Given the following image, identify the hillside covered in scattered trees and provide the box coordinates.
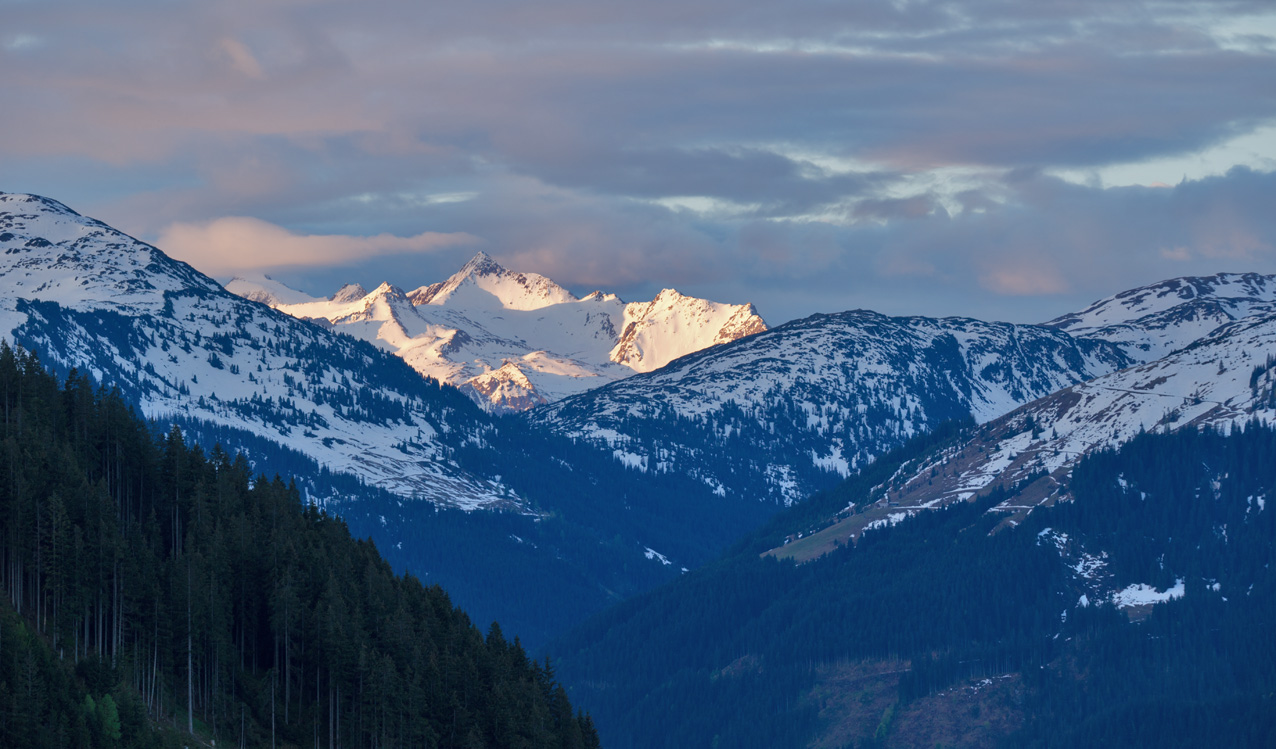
[0,343,599,748]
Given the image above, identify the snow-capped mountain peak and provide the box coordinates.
[1,192,83,225]
[464,362,548,412]
[611,289,767,372]
[336,282,412,321]
[370,281,407,299]
[227,254,768,412]
[408,251,579,311]
[331,282,368,303]
[0,192,220,323]
[457,250,504,277]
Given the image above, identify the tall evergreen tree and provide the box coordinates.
[0,341,600,748]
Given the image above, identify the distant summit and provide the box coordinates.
[457,250,505,276]
[611,288,769,373]
[407,251,579,311]
[331,282,368,303]
[227,252,767,412]
[225,275,318,307]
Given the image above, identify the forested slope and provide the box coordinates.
[0,342,599,748]
[554,423,1276,748]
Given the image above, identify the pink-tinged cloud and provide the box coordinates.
[157,217,479,276]
[979,263,1070,296]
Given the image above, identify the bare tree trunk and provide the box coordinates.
[187,561,194,736]
[315,663,321,749]
[285,597,291,723]
[150,606,159,713]
[112,559,119,667]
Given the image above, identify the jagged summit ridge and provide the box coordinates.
[228,253,768,412]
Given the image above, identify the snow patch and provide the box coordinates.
[1111,579,1185,608]
[644,547,672,565]
[864,511,910,533]
[613,450,648,472]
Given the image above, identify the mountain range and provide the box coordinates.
[530,309,1132,505]
[5,188,1276,668]
[548,274,1276,749]
[0,191,768,645]
[5,189,1276,748]
[765,271,1276,564]
[227,253,767,414]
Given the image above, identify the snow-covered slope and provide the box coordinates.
[228,252,767,413]
[611,288,767,373]
[1045,272,1276,362]
[857,310,1276,530]
[0,192,512,510]
[529,310,1132,505]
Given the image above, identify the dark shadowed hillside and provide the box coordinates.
[0,343,599,748]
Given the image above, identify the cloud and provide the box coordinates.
[156,217,479,276]
[852,195,944,222]
[980,265,1070,296]
[2,0,1275,326]
[6,0,1274,174]
[4,33,44,52]
[219,38,264,79]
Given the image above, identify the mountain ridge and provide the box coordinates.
[228,253,768,413]
[0,191,511,510]
[531,307,1133,505]
[1044,271,1276,362]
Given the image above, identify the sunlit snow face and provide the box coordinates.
[225,251,768,413]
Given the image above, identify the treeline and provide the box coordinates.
[0,342,600,748]
[553,423,1276,748]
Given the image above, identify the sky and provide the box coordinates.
[3,0,1276,325]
